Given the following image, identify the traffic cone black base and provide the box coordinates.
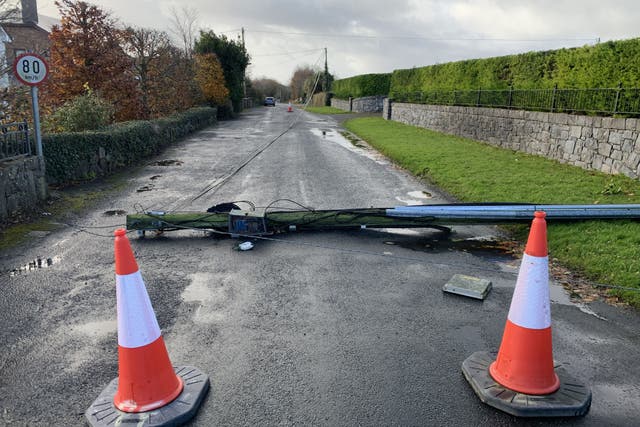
[85,365,210,426]
[462,351,591,417]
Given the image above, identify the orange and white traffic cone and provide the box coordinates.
[462,211,591,417]
[85,229,209,426]
[489,211,559,394]
[287,102,293,112]
[112,228,183,412]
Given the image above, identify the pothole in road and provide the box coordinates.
[9,256,61,277]
[103,209,126,216]
[137,184,155,192]
[151,159,183,166]
[149,175,162,180]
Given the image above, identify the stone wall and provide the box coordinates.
[390,103,640,179]
[331,95,386,113]
[330,97,351,111]
[0,155,47,222]
[352,95,385,113]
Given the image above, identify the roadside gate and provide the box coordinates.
[0,121,31,160]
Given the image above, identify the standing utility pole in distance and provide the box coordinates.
[324,47,329,92]
[323,47,330,106]
[241,27,247,99]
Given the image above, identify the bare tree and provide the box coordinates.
[168,5,198,58]
[289,66,315,101]
[122,26,172,118]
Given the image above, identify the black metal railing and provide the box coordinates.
[393,85,640,116]
[1,121,31,160]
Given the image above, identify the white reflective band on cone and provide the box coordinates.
[116,271,161,348]
[507,254,551,329]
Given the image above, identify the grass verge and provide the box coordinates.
[344,116,640,307]
[304,106,351,114]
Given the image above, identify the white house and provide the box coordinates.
[0,25,11,87]
[0,0,57,88]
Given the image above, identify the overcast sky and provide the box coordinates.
[37,0,640,85]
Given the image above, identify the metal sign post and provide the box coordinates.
[30,85,42,157]
[13,53,49,158]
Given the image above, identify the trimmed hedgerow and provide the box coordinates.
[332,73,391,99]
[43,107,217,185]
[389,38,640,97]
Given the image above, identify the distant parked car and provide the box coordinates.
[264,97,276,106]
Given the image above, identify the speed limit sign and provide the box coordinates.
[14,53,49,86]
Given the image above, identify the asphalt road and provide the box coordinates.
[1,104,639,426]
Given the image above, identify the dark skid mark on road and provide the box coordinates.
[151,159,183,166]
[388,236,519,262]
[103,209,127,216]
[9,256,60,277]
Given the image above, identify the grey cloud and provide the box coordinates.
[42,1,640,84]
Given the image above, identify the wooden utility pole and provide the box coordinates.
[324,47,328,92]
[242,27,247,98]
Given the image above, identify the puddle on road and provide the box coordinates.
[339,131,367,148]
[386,233,603,315]
[103,209,126,216]
[381,228,424,237]
[407,190,433,199]
[9,256,61,277]
[388,235,519,262]
[310,127,389,165]
[396,190,434,205]
[151,159,183,166]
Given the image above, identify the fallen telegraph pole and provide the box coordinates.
[126,203,640,236]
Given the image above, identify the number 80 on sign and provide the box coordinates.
[14,53,49,86]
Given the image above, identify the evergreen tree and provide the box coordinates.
[194,31,250,112]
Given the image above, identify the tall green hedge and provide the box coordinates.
[389,38,640,97]
[332,73,391,99]
[43,107,217,184]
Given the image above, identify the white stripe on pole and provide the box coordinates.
[507,254,551,329]
[116,271,161,348]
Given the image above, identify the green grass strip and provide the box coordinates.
[344,117,640,307]
[304,106,351,114]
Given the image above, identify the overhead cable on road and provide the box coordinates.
[163,50,325,213]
